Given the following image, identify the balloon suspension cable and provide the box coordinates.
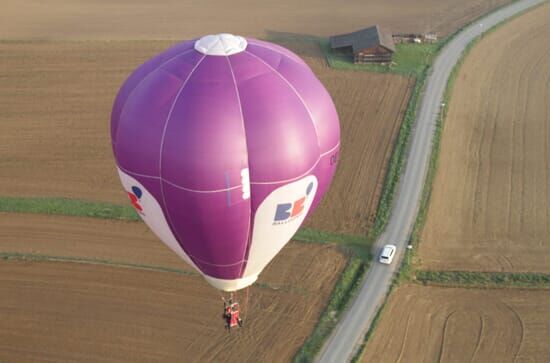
[242,287,250,320]
[220,291,234,302]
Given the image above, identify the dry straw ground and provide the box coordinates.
[0,259,344,362]
[1,0,511,40]
[0,214,346,362]
[362,285,550,363]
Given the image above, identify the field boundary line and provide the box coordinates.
[0,196,367,247]
[415,270,550,289]
[0,252,308,294]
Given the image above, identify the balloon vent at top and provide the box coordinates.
[194,33,247,56]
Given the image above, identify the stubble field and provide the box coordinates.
[1,0,511,40]
[307,70,413,234]
[418,3,550,272]
[0,257,345,362]
[362,284,550,363]
[0,0,510,39]
[0,41,173,204]
[0,214,346,362]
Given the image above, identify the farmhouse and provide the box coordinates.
[330,25,395,64]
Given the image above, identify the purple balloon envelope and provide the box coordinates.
[111,34,340,291]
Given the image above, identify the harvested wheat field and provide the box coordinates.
[0,213,335,289]
[0,40,412,235]
[272,39,414,235]
[419,4,550,272]
[0,212,189,270]
[362,284,550,363]
[1,0,511,41]
[0,41,174,204]
[0,244,345,362]
[307,70,413,235]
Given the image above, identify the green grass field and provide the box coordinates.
[416,270,550,289]
[0,196,139,220]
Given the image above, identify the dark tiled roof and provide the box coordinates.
[330,25,395,53]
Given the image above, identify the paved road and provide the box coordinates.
[316,0,546,361]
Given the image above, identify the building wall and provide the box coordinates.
[354,46,392,63]
[331,45,354,55]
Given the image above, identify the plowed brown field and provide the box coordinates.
[307,71,413,234]
[0,213,342,290]
[0,255,344,362]
[0,40,412,235]
[1,0,511,40]
[418,4,550,272]
[362,284,550,363]
[0,212,188,270]
[0,41,173,204]
[0,214,346,362]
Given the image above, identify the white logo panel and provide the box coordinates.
[116,168,199,270]
[243,175,318,277]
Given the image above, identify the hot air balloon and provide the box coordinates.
[111,34,340,314]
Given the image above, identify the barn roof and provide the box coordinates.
[330,25,395,53]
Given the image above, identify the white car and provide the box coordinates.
[379,244,396,265]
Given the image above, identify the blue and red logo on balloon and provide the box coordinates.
[273,182,314,225]
[127,186,145,215]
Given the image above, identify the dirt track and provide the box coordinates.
[419,3,550,272]
[1,0,511,40]
[0,255,344,362]
[363,284,550,362]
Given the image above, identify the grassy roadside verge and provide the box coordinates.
[368,73,426,239]
[293,257,367,362]
[349,293,385,363]
[416,270,550,289]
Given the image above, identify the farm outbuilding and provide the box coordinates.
[393,32,438,43]
[330,25,395,64]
